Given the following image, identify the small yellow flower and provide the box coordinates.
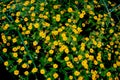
[78,76,84,80]
[90,48,94,53]
[49,49,54,54]
[28,60,32,64]
[48,57,53,62]
[22,63,28,68]
[109,29,114,34]
[4,61,9,66]
[78,55,82,60]
[53,73,59,79]
[47,78,51,80]
[40,69,45,74]
[40,7,44,11]
[17,58,22,64]
[12,38,17,43]
[74,57,79,62]
[68,7,73,12]
[69,75,73,80]
[64,56,69,61]
[74,71,80,76]
[33,41,38,46]
[2,48,7,53]
[13,52,18,58]
[24,17,28,22]
[46,36,50,41]
[65,48,69,54]
[100,63,105,68]
[31,67,38,73]
[39,31,46,38]
[72,47,76,51]
[24,71,29,76]
[80,46,85,51]
[53,64,58,68]
[14,70,19,75]
[106,72,111,77]
[34,23,39,28]
[94,60,98,65]
[79,13,84,18]
[16,11,20,16]
[30,6,35,11]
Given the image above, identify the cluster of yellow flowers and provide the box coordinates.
[0,0,120,80]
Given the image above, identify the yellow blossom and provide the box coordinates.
[14,70,19,75]
[40,69,45,74]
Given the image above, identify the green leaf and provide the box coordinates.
[9,65,17,73]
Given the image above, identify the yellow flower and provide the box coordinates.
[53,64,58,68]
[68,7,73,12]
[74,57,79,62]
[3,24,9,30]
[74,71,80,76]
[94,60,98,65]
[40,69,45,74]
[89,55,94,61]
[116,61,120,66]
[109,29,114,34]
[17,58,22,64]
[64,56,69,61]
[85,53,89,58]
[68,19,72,23]
[72,47,76,51]
[24,71,29,76]
[31,67,38,73]
[28,60,32,64]
[16,11,20,16]
[69,75,73,80]
[14,70,19,75]
[4,61,9,66]
[2,48,7,53]
[34,23,39,28]
[100,63,105,68]
[65,48,69,54]
[49,49,54,54]
[48,57,53,62]
[31,0,35,4]
[87,5,91,9]
[47,78,51,80]
[46,36,50,41]
[12,38,17,43]
[63,37,68,41]
[40,3,45,6]
[66,61,74,68]
[30,6,35,11]
[23,1,30,6]
[80,46,85,51]
[20,46,25,51]
[79,13,84,18]
[39,31,46,38]
[90,48,94,53]
[78,55,82,60]
[81,60,88,69]
[81,43,85,47]
[53,73,59,79]
[40,7,44,11]
[75,1,78,4]
[13,52,18,58]
[22,63,28,68]
[106,72,111,77]
[33,41,38,46]
[78,76,84,80]
[24,17,28,22]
